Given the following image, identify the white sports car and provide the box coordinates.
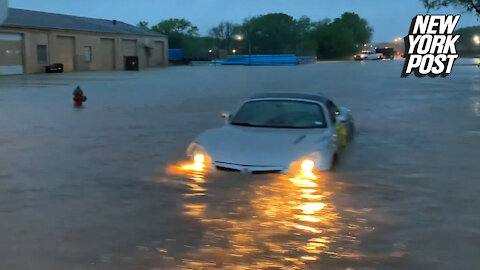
[186,93,355,174]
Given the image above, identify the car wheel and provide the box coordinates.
[325,153,338,171]
[348,122,355,141]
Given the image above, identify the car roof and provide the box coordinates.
[249,92,330,105]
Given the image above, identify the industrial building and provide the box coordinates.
[0,7,168,75]
[0,0,6,25]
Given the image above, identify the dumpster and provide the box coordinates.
[45,63,64,73]
[124,56,139,71]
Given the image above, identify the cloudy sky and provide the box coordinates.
[8,0,480,42]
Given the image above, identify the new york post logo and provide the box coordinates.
[401,15,461,78]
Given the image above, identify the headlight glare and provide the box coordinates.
[301,160,315,172]
[186,143,212,171]
[194,153,205,164]
[289,152,321,175]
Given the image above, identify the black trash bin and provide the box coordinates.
[45,63,64,73]
[124,56,139,71]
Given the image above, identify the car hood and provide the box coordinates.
[196,125,331,167]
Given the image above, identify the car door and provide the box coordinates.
[323,101,341,150]
[326,100,349,148]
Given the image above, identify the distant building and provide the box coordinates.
[0,0,7,25]
[0,8,168,75]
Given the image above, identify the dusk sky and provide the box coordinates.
[8,0,480,42]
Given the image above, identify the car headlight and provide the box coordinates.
[186,142,212,169]
[289,152,321,175]
[187,142,206,157]
[301,160,315,172]
[301,152,321,171]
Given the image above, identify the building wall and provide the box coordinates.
[0,0,7,25]
[0,32,23,75]
[0,26,168,74]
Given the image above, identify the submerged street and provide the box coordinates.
[1,60,480,269]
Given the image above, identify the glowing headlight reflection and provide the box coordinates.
[192,154,205,171]
[301,160,315,172]
[180,153,208,172]
[175,143,212,172]
[290,152,320,178]
[194,153,205,165]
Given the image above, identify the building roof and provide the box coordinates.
[250,92,329,104]
[2,8,163,37]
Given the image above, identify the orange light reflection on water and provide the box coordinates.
[166,159,208,218]
[163,162,366,269]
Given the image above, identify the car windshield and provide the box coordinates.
[231,100,327,128]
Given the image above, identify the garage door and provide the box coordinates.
[121,39,136,56]
[56,36,75,72]
[0,33,23,75]
[153,41,165,66]
[100,38,115,70]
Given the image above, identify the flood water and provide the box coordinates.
[1,60,480,270]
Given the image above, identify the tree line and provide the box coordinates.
[422,0,480,15]
[138,12,373,60]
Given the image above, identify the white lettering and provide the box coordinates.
[427,16,440,34]
[406,55,422,74]
[408,35,422,54]
[430,35,446,54]
[445,55,458,73]
[432,55,447,74]
[413,15,429,34]
[443,35,460,54]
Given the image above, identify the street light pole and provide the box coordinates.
[234,34,251,65]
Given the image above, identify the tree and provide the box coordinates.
[183,36,217,60]
[311,13,373,59]
[209,21,240,50]
[421,0,480,15]
[142,12,372,59]
[296,16,314,40]
[453,26,480,56]
[241,13,303,54]
[331,13,372,45]
[137,21,149,30]
[151,18,199,48]
[294,16,316,56]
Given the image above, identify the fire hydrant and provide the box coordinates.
[73,86,87,107]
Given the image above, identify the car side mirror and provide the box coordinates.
[336,108,350,123]
[221,112,232,123]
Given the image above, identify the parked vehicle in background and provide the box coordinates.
[375,47,395,60]
[353,50,382,61]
